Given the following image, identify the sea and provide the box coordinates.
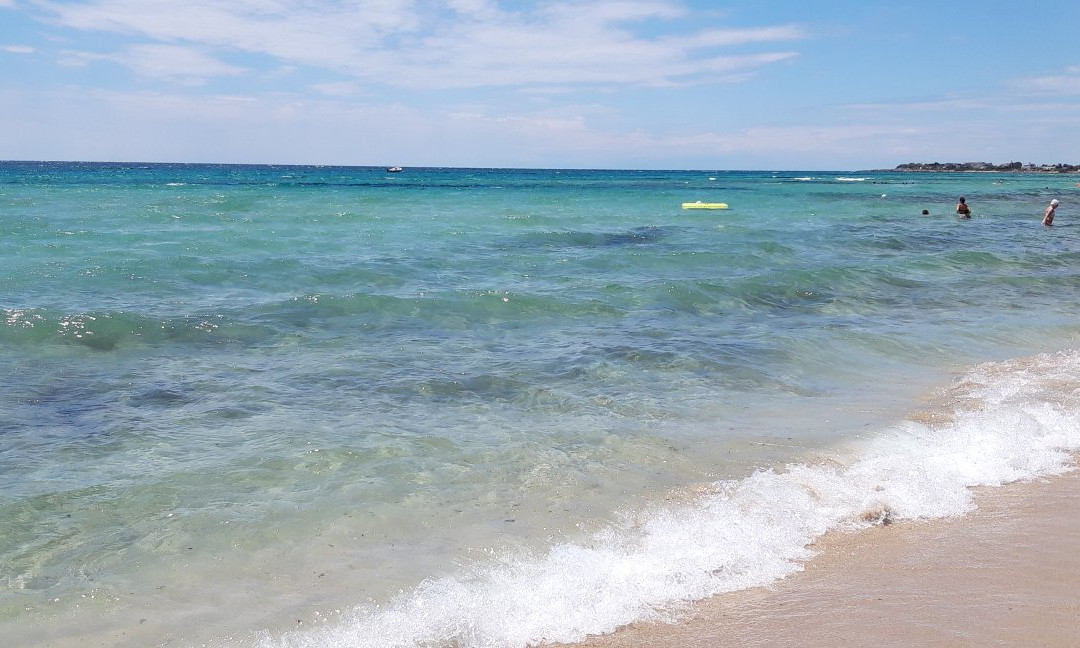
[2,162,1079,648]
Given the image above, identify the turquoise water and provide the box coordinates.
[2,163,1080,647]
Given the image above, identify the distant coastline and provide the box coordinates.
[893,162,1080,173]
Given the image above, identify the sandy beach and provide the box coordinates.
[575,470,1080,648]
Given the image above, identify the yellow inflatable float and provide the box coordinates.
[681,201,729,210]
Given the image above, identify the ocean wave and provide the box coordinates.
[259,349,1080,648]
[0,289,628,353]
[0,307,272,351]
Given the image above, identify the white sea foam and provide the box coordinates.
[835,176,868,182]
[257,351,1080,648]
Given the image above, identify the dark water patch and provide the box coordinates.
[857,233,919,253]
[400,372,535,404]
[264,290,625,332]
[23,387,111,423]
[876,273,929,291]
[208,406,263,420]
[745,239,797,256]
[728,276,839,314]
[510,226,679,250]
[939,249,1013,269]
[126,387,194,409]
[0,289,623,355]
[582,330,795,391]
[6,380,118,446]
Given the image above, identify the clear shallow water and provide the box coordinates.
[2,163,1079,647]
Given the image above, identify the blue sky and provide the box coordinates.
[1,0,1078,169]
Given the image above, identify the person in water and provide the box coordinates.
[922,209,930,215]
[956,197,971,219]
[1043,198,1060,226]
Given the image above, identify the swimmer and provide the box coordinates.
[1043,198,1060,226]
[956,197,971,219]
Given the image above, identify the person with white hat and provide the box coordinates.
[1043,198,1060,226]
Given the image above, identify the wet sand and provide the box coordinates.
[574,470,1080,647]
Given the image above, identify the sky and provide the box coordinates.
[1,0,1078,169]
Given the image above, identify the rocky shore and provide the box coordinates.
[895,162,1080,173]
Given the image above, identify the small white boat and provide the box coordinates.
[386,166,403,173]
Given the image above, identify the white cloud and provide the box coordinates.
[37,0,423,73]
[56,43,245,83]
[843,74,1080,120]
[2,45,36,54]
[120,44,247,83]
[56,49,109,68]
[1013,66,1080,96]
[845,98,992,113]
[714,124,930,154]
[309,81,364,97]
[365,4,802,89]
[660,25,804,49]
[35,0,803,89]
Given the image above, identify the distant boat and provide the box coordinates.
[386,166,403,173]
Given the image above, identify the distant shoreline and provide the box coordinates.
[893,162,1080,173]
